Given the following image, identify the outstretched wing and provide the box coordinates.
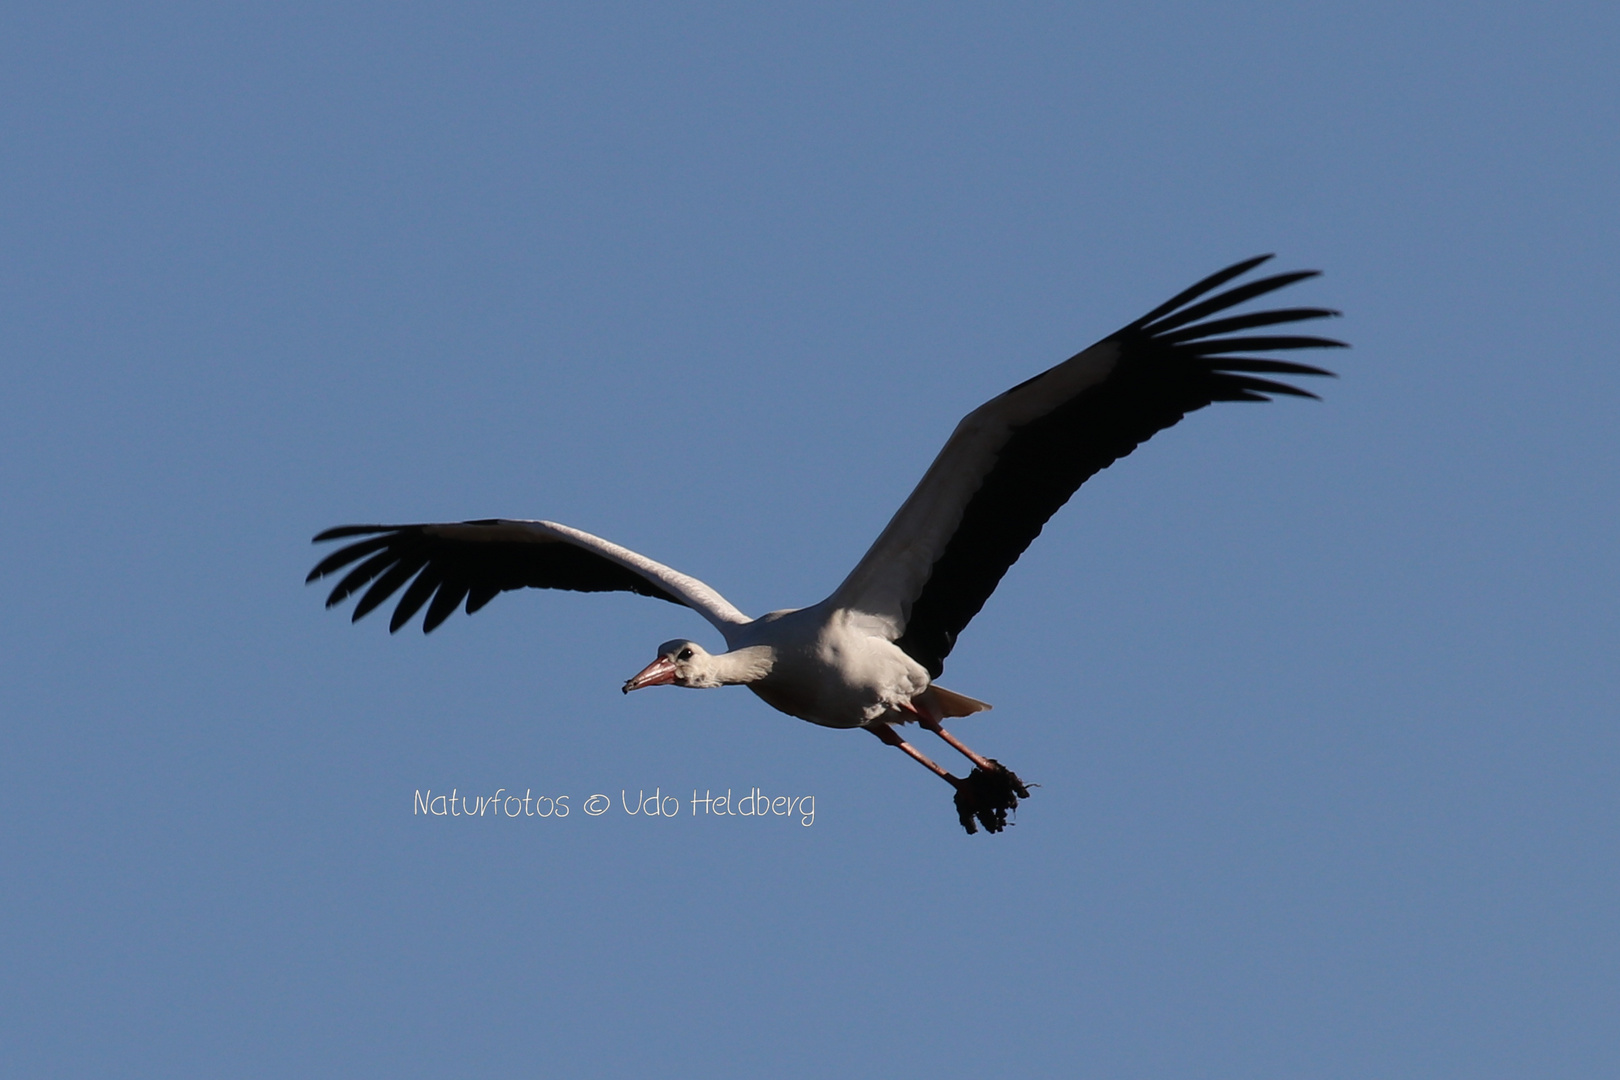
[307,518,750,634]
[832,255,1343,677]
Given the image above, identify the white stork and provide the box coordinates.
[308,255,1342,833]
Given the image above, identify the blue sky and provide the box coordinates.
[2,3,1616,1076]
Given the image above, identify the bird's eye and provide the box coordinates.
[677,647,693,661]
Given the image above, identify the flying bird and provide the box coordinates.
[308,255,1342,834]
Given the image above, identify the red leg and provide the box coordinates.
[897,699,996,772]
[867,723,961,788]
[921,718,998,772]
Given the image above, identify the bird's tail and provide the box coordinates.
[923,685,993,718]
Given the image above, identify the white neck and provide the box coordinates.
[710,645,775,686]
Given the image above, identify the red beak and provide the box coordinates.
[622,655,677,694]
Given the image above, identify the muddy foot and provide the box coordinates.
[952,761,1032,835]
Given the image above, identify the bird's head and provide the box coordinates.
[622,639,719,693]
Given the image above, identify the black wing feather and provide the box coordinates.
[1193,335,1346,354]
[894,256,1341,676]
[1129,253,1274,328]
[327,549,399,607]
[353,558,427,622]
[423,581,470,633]
[1138,270,1322,336]
[390,569,442,632]
[307,519,686,633]
[465,584,501,614]
[1157,307,1339,344]
[306,534,395,581]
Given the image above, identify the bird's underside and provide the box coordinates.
[307,255,1343,835]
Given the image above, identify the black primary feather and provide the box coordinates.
[307,520,686,633]
[894,256,1344,676]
